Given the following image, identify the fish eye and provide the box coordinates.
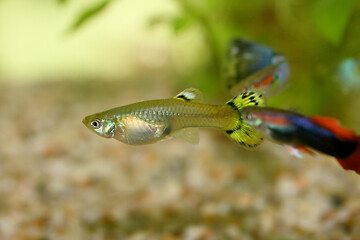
[90,119,101,129]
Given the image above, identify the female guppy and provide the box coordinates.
[83,88,265,147]
[241,106,360,174]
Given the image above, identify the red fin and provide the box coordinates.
[309,116,357,140]
[336,137,360,174]
[295,146,317,156]
[285,145,316,158]
[310,116,360,174]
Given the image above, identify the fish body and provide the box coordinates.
[242,106,360,174]
[83,88,265,147]
[224,38,289,97]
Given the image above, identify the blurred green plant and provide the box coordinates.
[65,0,359,57]
[312,0,357,45]
[57,0,70,4]
[67,0,114,31]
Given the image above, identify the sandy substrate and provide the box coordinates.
[0,81,359,240]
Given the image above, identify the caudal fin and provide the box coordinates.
[224,90,265,148]
[336,137,360,174]
[310,116,360,174]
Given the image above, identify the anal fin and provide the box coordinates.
[285,145,317,158]
[172,128,200,145]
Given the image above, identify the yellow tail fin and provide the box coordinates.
[224,90,265,148]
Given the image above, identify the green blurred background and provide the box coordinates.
[1,0,360,116]
[1,0,360,239]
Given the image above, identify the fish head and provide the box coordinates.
[82,114,116,138]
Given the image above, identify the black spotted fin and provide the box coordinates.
[175,88,203,102]
[224,90,265,148]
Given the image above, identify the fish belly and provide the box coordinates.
[114,115,170,145]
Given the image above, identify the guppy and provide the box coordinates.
[242,106,360,174]
[224,38,289,97]
[83,88,265,147]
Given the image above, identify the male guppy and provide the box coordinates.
[224,38,289,98]
[242,106,360,174]
[83,88,265,147]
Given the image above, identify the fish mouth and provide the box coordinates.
[82,116,91,126]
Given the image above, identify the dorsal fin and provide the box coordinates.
[175,88,203,102]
